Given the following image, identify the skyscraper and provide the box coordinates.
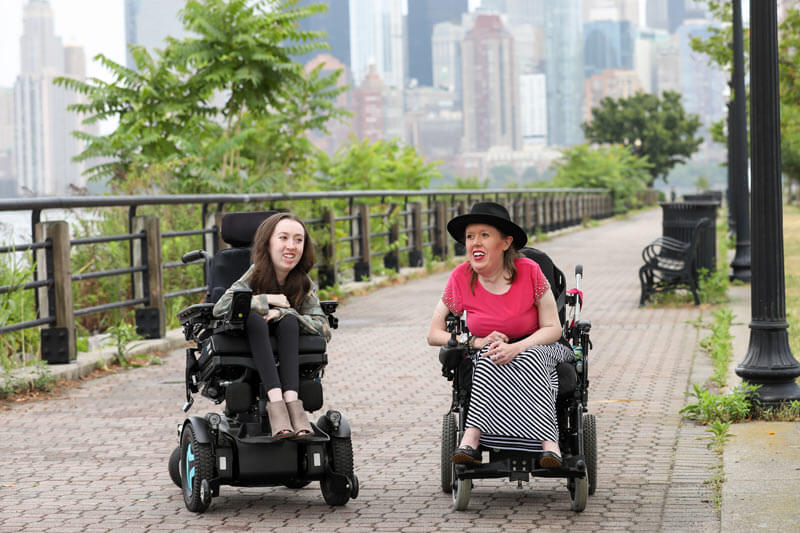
[14,0,88,196]
[431,21,464,94]
[406,0,468,87]
[583,20,634,79]
[349,0,405,89]
[125,0,188,68]
[461,14,521,152]
[296,0,351,67]
[0,88,15,197]
[544,0,584,147]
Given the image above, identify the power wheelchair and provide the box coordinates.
[438,247,596,511]
[167,211,358,513]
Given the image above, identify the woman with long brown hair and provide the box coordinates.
[213,212,331,439]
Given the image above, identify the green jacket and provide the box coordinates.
[212,265,332,341]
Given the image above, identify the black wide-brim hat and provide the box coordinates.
[447,201,527,250]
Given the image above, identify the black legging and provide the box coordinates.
[245,312,300,392]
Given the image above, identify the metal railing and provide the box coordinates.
[0,188,613,362]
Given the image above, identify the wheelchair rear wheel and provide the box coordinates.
[583,413,597,495]
[180,424,214,513]
[440,413,456,493]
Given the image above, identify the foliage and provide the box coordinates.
[698,306,734,387]
[550,144,651,213]
[680,382,758,424]
[0,248,38,367]
[489,165,516,186]
[107,319,143,369]
[582,91,703,186]
[697,268,729,305]
[705,420,732,453]
[55,0,347,194]
[778,9,800,184]
[453,176,489,189]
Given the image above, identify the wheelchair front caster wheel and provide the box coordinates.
[568,475,588,512]
[452,477,472,510]
[168,446,182,488]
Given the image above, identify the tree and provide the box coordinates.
[551,144,652,213]
[56,0,347,194]
[582,91,703,187]
[778,9,800,187]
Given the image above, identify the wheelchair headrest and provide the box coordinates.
[221,210,279,248]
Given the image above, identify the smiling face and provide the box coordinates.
[464,223,513,277]
[269,218,306,283]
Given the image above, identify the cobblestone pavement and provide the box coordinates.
[0,209,719,532]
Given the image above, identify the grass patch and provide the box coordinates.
[699,307,734,387]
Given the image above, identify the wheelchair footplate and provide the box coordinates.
[454,449,587,481]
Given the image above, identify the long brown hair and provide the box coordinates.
[249,213,315,309]
[468,237,519,294]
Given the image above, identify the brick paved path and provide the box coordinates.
[0,209,719,532]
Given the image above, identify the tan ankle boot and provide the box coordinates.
[266,400,295,439]
[286,399,313,439]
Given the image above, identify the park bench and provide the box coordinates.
[638,217,712,306]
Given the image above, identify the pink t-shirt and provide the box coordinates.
[442,257,550,340]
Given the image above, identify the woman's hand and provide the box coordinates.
[268,294,290,308]
[482,340,521,365]
[474,330,508,350]
[264,308,281,322]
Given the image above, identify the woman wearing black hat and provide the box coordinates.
[427,202,573,467]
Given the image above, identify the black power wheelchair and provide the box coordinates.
[167,211,358,513]
[437,247,596,511]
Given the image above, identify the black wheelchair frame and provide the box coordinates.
[166,211,358,513]
[437,251,596,511]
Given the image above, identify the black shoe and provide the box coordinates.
[453,445,482,465]
[539,450,562,468]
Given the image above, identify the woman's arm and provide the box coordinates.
[212,265,284,317]
[427,300,454,346]
[270,285,332,341]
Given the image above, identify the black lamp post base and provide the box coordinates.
[730,241,752,282]
[736,327,800,406]
[740,380,800,407]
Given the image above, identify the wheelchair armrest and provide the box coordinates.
[439,344,467,371]
[320,300,339,329]
[177,303,215,327]
[224,289,252,326]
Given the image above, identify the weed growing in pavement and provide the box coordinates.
[680,383,757,425]
[699,307,734,387]
[704,462,726,512]
[705,420,733,453]
[751,400,800,421]
[697,268,729,305]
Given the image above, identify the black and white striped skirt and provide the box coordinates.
[465,341,574,453]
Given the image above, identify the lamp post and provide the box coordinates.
[729,0,751,282]
[735,0,800,405]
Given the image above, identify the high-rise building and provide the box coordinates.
[461,14,521,152]
[0,88,15,197]
[676,20,727,145]
[584,69,641,121]
[432,21,464,95]
[633,27,670,93]
[125,0,188,68]
[349,0,405,89]
[406,0,468,87]
[584,20,634,79]
[296,0,351,67]
[13,0,89,196]
[544,1,584,146]
[646,0,695,33]
[352,65,385,141]
[520,73,547,145]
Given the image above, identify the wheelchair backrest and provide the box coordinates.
[206,210,277,303]
[519,246,567,325]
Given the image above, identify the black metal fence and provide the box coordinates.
[0,188,612,362]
